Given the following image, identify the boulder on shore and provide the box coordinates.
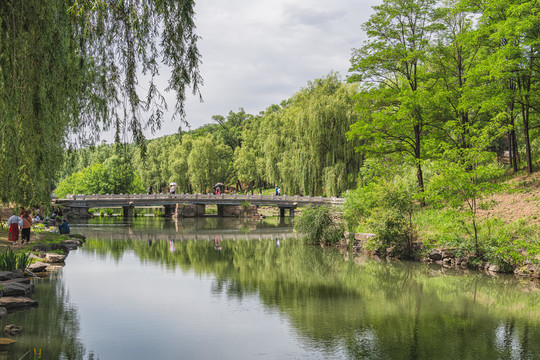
[0,282,34,297]
[0,270,24,282]
[44,253,67,263]
[28,262,48,273]
[0,297,38,310]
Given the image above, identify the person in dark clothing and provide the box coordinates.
[58,219,70,234]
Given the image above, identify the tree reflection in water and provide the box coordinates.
[1,271,90,360]
[79,234,540,360]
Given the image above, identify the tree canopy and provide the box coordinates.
[0,0,201,205]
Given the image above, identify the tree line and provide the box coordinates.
[56,74,363,197]
[3,0,540,209]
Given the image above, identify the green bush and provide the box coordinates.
[345,174,418,255]
[294,205,343,245]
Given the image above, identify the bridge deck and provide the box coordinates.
[54,193,344,208]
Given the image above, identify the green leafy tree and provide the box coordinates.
[233,146,258,192]
[349,0,442,200]
[426,117,506,255]
[55,162,144,197]
[294,205,344,245]
[470,0,540,174]
[258,74,362,196]
[187,135,232,192]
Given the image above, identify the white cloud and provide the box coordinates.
[109,0,383,141]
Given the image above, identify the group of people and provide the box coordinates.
[7,210,33,245]
[6,208,70,245]
[147,184,177,195]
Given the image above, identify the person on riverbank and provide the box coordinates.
[58,219,70,234]
[7,213,21,244]
[20,211,32,244]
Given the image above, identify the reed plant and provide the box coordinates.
[0,248,31,271]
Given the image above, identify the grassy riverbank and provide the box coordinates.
[0,226,72,254]
[298,168,540,278]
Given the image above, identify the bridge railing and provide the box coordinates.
[62,193,345,205]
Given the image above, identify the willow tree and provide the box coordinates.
[0,0,201,205]
[187,135,232,193]
[258,74,362,196]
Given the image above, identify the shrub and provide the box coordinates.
[294,205,343,245]
[345,174,418,255]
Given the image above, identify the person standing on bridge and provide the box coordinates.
[170,184,176,194]
[148,184,153,194]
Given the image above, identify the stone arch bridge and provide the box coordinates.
[53,193,345,219]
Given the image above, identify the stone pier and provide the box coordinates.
[174,204,206,218]
[279,207,295,219]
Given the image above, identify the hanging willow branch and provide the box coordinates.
[0,0,202,205]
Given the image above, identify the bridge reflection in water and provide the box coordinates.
[71,217,297,243]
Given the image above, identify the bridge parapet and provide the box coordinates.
[63,193,344,205]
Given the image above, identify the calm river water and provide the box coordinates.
[2,217,540,360]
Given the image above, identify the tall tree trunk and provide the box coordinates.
[521,103,533,174]
[508,101,519,172]
[511,129,519,172]
[518,75,533,174]
[414,124,425,206]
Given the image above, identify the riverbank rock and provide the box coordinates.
[0,338,16,345]
[0,297,38,309]
[32,243,68,253]
[28,262,48,273]
[515,263,540,278]
[0,281,34,297]
[44,253,67,263]
[60,240,81,251]
[0,270,24,282]
[0,308,7,319]
[428,249,442,261]
[4,325,22,336]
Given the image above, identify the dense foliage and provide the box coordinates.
[57,74,363,196]
[0,0,201,205]
[294,205,344,245]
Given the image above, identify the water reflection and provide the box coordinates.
[75,219,540,359]
[3,218,540,359]
[0,272,88,360]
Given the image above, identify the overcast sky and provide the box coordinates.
[125,0,383,141]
